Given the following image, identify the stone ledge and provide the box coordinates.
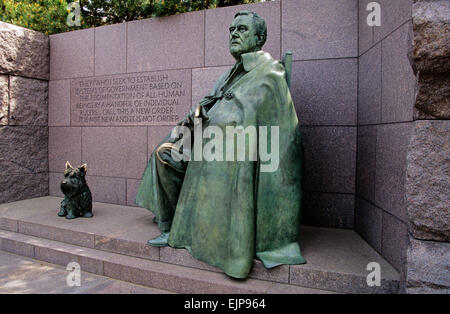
[0,196,400,293]
[0,229,332,294]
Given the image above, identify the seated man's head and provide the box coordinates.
[229,10,267,60]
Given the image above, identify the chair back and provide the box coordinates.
[281,51,292,89]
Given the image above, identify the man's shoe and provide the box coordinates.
[147,232,170,247]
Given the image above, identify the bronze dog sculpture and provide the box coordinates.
[58,162,93,219]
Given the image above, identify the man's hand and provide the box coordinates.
[178,104,209,128]
[194,104,209,121]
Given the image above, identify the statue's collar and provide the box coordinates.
[240,51,273,72]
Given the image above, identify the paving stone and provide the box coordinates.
[292,226,399,294]
[18,221,95,248]
[0,250,170,294]
[0,217,17,232]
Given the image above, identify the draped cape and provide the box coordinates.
[136,51,306,278]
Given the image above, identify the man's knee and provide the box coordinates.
[155,143,188,173]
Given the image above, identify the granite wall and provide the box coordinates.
[405,0,449,294]
[47,0,359,230]
[356,0,416,289]
[3,0,446,293]
[357,0,450,293]
[0,22,49,203]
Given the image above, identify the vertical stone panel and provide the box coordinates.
[291,59,357,126]
[49,172,63,197]
[381,22,416,123]
[0,22,49,80]
[95,23,127,76]
[302,192,355,229]
[192,66,231,106]
[375,123,412,222]
[0,172,49,204]
[48,79,70,126]
[406,120,450,242]
[147,126,176,159]
[0,126,48,175]
[359,0,375,55]
[412,0,450,119]
[282,0,358,60]
[355,197,382,252]
[127,11,204,73]
[406,236,450,293]
[301,127,356,194]
[358,43,381,125]
[50,28,94,80]
[382,212,408,272]
[126,178,142,207]
[84,175,126,205]
[0,75,8,125]
[9,76,48,126]
[356,126,377,203]
[48,127,82,173]
[374,0,413,43]
[82,127,147,179]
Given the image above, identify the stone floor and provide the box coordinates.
[0,250,171,294]
[0,196,400,294]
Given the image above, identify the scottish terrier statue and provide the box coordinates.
[58,161,93,219]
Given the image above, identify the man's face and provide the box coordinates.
[229,15,259,60]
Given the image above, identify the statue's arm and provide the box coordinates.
[178,68,231,127]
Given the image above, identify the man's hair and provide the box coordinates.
[234,10,267,49]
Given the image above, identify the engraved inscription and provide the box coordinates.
[70,69,191,126]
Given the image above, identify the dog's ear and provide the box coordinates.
[65,161,73,170]
[79,164,87,175]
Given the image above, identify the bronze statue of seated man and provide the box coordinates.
[136,10,306,279]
